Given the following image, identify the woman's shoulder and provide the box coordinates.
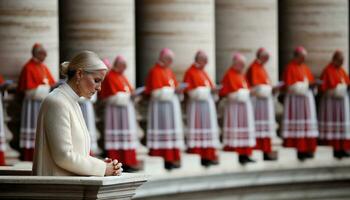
[42,87,69,108]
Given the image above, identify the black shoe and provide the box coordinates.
[239,155,255,165]
[297,152,307,161]
[334,151,343,159]
[123,165,140,173]
[209,160,219,166]
[173,161,181,169]
[342,151,350,158]
[263,152,278,161]
[164,161,175,170]
[201,159,211,167]
[305,152,314,159]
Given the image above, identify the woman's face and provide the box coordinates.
[77,69,107,99]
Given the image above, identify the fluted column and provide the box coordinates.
[0,0,59,80]
[59,0,135,84]
[279,0,349,76]
[136,0,216,85]
[215,0,278,84]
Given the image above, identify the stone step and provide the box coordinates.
[169,153,204,176]
[203,151,239,173]
[137,155,167,176]
[314,146,334,162]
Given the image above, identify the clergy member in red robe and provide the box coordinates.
[0,75,6,165]
[183,50,220,167]
[99,55,139,172]
[281,46,318,161]
[318,50,350,159]
[246,48,276,160]
[144,48,184,170]
[17,43,56,161]
[220,53,256,165]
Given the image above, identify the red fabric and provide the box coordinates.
[282,60,315,87]
[107,149,138,167]
[219,67,249,97]
[183,64,214,92]
[17,58,55,92]
[283,138,317,153]
[254,138,272,153]
[99,70,133,99]
[319,139,350,151]
[149,148,181,162]
[145,63,178,94]
[319,63,350,92]
[187,147,217,161]
[21,148,34,161]
[246,60,270,87]
[223,146,253,156]
[0,74,5,85]
[0,151,5,166]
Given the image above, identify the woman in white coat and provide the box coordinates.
[32,51,122,176]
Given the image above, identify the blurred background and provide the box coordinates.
[0,0,349,200]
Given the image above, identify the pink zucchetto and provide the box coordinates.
[294,46,307,55]
[102,58,111,69]
[232,52,246,64]
[256,47,269,57]
[114,55,126,65]
[159,48,175,60]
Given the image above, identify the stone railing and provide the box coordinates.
[0,169,147,200]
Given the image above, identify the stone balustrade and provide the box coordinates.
[0,171,147,200]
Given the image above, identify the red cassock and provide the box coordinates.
[281,61,318,154]
[220,68,256,156]
[145,63,184,163]
[0,75,5,165]
[246,60,275,154]
[17,59,55,93]
[99,70,139,168]
[18,58,55,161]
[183,64,220,161]
[318,64,350,151]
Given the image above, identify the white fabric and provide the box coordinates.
[20,99,42,149]
[25,84,50,100]
[228,89,250,102]
[319,94,350,140]
[106,92,131,106]
[282,90,319,138]
[253,85,272,98]
[151,87,175,101]
[330,83,348,98]
[105,101,138,150]
[251,95,276,138]
[147,95,184,149]
[32,83,106,176]
[79,100,99,154]
[188,86,211,101]
[288,81,309,96]
[186,94,220,148]
[223,98,256,147]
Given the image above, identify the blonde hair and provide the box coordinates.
[61,51,107,79]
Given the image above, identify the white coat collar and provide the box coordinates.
[60,82,80,101]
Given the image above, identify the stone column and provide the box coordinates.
[215,0,278,84]
[0,0,59,80]
[279,0,349,76]
[136,0,216,85]
[0,0,59,165]
[59,0,135,84]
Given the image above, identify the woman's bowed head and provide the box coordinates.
[61,51,108,99]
